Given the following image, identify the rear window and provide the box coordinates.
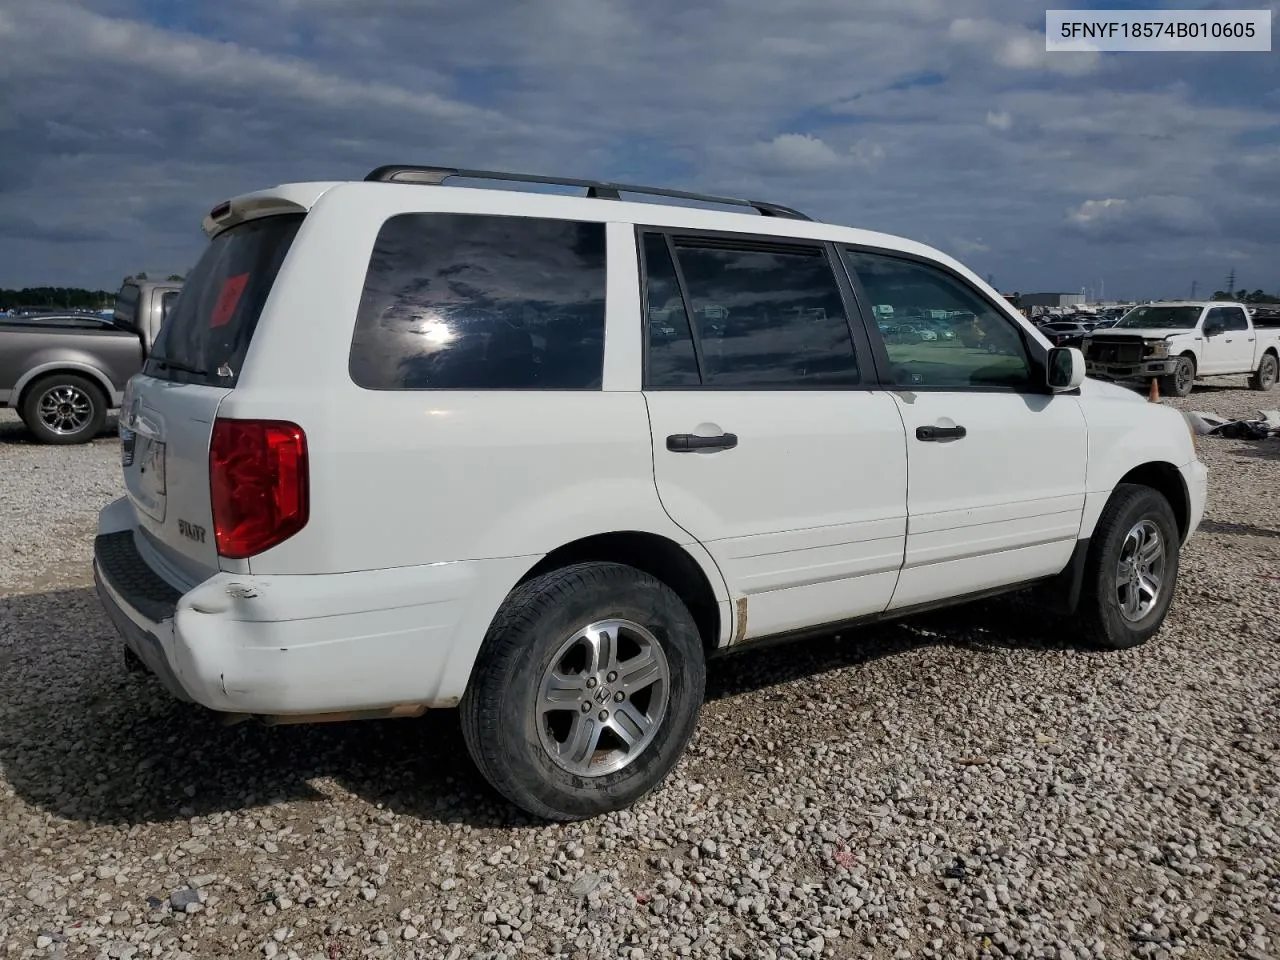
[144,214,303,386]
[349,213,607,390]
[160,290,180,326]
[113,284,140,332]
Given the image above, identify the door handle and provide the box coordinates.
[667,433,738,452]
[916,425,967,442]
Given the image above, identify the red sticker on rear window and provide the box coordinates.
[209,273,249,329]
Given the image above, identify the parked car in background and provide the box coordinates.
[1038,320,1094,348]
[0,279,182,443]
[94,165,1206,821]
[1084,301,1280,396]
[923,318,957,341]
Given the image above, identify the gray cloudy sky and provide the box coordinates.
[0,0,1277,298]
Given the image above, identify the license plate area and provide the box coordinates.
[126,435,168,522]
[139,438,167,496]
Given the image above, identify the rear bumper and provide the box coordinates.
[93,505,533,717]
[1085,358,1176,380]
[93,541,191,703]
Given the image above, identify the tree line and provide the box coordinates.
[0,287,116,311]
[0,274,185,312]
[1211,289,1279,304]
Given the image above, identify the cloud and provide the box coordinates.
[986,110,1013,131]
[950,238,991,256]
[0,0,1275,302]
[948,18,1101,75]
[1064,196,1217,242]
[752,134,845,173]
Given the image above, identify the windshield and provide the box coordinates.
[145,214,303,385]
[1115,305,1201,330]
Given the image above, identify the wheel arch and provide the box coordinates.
[14,363,117,413]
[518,531,727,653]
[1084,461,1191,543]
[1045,462,1190,615]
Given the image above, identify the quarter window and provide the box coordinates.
[641,234,700,387]
[843,250,1033,389]
[349,214,607,390]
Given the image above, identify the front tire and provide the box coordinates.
[1249,352,1278,392]
[1159,356,1195,398]
[19,374,108,444]
[1076,484,1181,650]
[460,562,706,821]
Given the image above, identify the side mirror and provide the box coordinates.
[1048,346,1086,391]
[1203,320,1223,337]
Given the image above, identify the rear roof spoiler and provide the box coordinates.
[202,182,342,238]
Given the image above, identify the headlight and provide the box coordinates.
[1146,340,1169,358]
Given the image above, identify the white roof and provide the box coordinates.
[209,177,1009,308]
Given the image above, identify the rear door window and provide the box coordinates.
[640,233,861,388]
[144,214,304,386]
[349,213,607,390]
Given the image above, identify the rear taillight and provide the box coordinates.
[209,418,309,559]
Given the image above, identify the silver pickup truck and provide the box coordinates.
[0,280,182,443]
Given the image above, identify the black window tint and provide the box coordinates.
[146,214,304,386]
[350,214,606,390]
[161,290,180,326]
[113,284,140,332]
[1224,307,1249,331]
[671,240,858,387]
[641,233,700,387]
[845,250,1032,389]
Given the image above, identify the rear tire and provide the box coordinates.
[459,561,706,821]
[1075,484,1180,650]
[1249,352,1278,392]
[1159,355,1196,398]
[19,373,108,445]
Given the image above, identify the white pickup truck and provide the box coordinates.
[1083,301,1280,397]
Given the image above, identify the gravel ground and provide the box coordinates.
[0,387,1277,960]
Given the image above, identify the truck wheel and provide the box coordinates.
[460,561,706,821]
[1249,352,1278,391]
[1075,483,1180,650]
[20,374,108,445]
[1159,356,1195,398]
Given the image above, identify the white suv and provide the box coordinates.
[95,165,1208,821]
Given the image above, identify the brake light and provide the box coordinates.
[209,418,309,559]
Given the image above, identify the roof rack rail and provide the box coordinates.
[363,165,812,221]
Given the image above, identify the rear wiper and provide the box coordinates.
[152,356,208,377]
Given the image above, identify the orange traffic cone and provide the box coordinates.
[1148,377,1160,403]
